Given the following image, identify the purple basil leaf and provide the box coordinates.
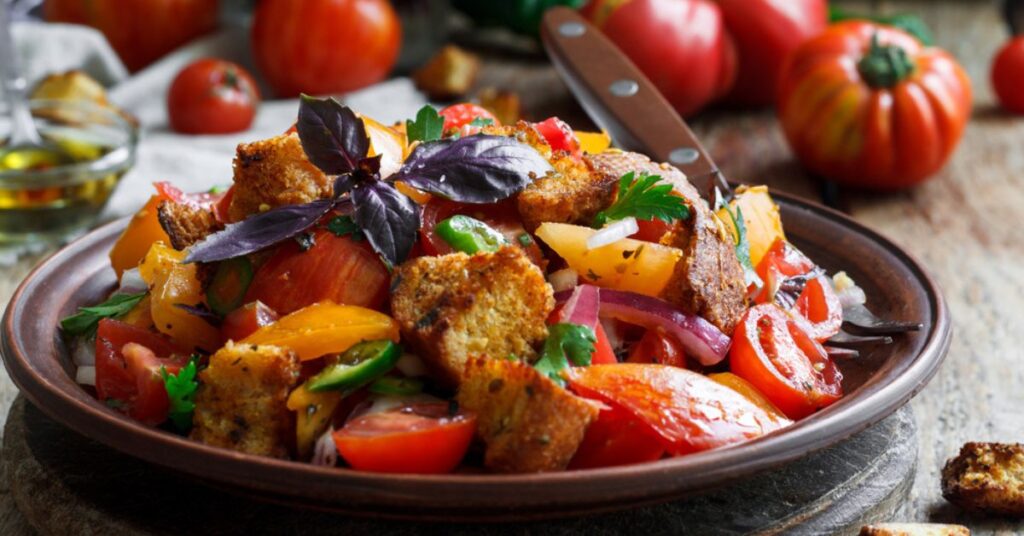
[333,174,354,196]
[352,183,421,267]
[393,135,552,203]
[174,303,222,326]
[296,95,369,175]
[185,199,335,263]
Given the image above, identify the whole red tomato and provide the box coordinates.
[992,36,1024,114]
[714,0,827,106]
[252,0,402,98]
[168,59,260,134]
[583,0,735,117]
[777,21,972,190]
[44,0,218,72]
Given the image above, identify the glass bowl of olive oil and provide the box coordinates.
[0,99,138,245]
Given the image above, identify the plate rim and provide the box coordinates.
[1,192,951,521]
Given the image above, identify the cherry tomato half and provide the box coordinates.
[729,304,843,420]
[627,329,686,368]
[333,403,476,474]
[754,238,842,341]
[167,58,260,134]
[438,103,499,135]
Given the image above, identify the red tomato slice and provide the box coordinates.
[245,227,389,315]
[418,198,545,266]
[333,403,476,474]
[438,103,499,135]
[95,319,187,425]
[627,329,686,368]
[221,301,279,342]
[754,238,842,341]
[569,405,664,469]
[566,364,791,456]
[532,117,581,157]
[729,304,843,420]
[631,218,672,243]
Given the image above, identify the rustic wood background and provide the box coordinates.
[2,0,1022,533]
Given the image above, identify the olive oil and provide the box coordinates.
[0,135,126,243]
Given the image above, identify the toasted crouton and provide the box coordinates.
[390,247,554,386]
[227,133,332,222]
[859,523,970,536]
[156,200,222,250]
[942,442,1024,517]
[517,154,617,231]
[587,151,747,334]
[457,357,599,473]
[191,341,300,458]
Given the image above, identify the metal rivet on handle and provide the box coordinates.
[669,147,700,165]
[609,79,639,97]
[559,22,586,37]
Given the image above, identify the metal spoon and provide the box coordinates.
[0,3,71,169]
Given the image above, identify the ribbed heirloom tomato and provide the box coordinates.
[777,21,972,190]
[252,0,401,97]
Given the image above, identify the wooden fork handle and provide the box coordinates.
[540,6,720,189]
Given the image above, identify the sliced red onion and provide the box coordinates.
[75,365,96,386]
[556,287,731,366]
[557,284,600,329]
[586,216,638,250]
[600,317,626,352]
[311,429,338,467]
[547,268,579,293]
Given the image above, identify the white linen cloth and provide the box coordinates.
[2,22,428,265]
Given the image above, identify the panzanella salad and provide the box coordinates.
[62,97,861,474]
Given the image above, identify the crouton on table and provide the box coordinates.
[227,132,332,222]
[390,246,554,386]
[942,442,1024,517]
[587,151,748,334]
[457,357,599,473]
[191,341,300,458]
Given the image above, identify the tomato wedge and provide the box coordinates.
[220,301,278,342]
[627,329,686,368]
[754,238,843,341]
[729,304,843,420]
[245,227,390,315]
[565,364,791,456]
[333,402,476,474]
[532,117,581,158]
[95,319,187,425]
[568,405,664,469]
[240,301,399,361]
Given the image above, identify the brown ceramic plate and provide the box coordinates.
[1,190,949,522]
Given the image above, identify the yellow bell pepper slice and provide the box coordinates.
[110,195,171,278]
[576,130,611,154]
[139,243,222,352]
[535,222,683,297]
[241,301,400,361]
[287,383,343,459]
[716,185,785,267]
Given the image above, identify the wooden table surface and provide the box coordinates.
[2,0,1023,533]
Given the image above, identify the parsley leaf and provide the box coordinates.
[593,172,690,228]
[326,215,365,241]
[162,356,200,431]
[724,205,763,289]
[406,105,444,143]
[534,323,596,386]
[60,292,147,337]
